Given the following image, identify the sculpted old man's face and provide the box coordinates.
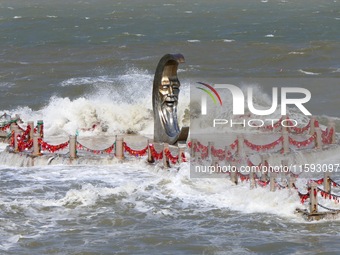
[159,76,180,110]
[153,53,188,144]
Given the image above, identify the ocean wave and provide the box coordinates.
[60,76,115,87]
[298,69,321,75]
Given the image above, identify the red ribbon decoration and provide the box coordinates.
[288,134,316,148]
[149,144,163,160]
[286,118,311,134]
[244,136,283,151]
[322,128,334,144]
[123,142,148,157]
[0,123,11,131]
[164,148,179,164]
[39,138,69,153]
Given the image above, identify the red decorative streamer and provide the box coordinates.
[322,128,334,144]
[288,134,315,148]
[76,142,115,155]
[39,139,69,153]
[164,148,179,164]
[149,144,163,160]
[123,142,148,157]
[0,123,11,131]
[244,136,283,151]
[287,119,311,134]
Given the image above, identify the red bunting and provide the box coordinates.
[244,136,283,151]
[288,134,315,148]
[298,192,309,204]
[261,117,283,130]
[76,142,115,155]
[287,119,311,134]
[39,138,69,153]
[0,123,11,131]
[149,144,163,160]
[123,142,148,157]
[322,128,334,144]
[164,148,179,164]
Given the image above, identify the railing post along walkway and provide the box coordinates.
[69,135,77,159]
[32,134,41,156]
[310,182,318,214]
[115,136,124,160]
[163,143,170,168]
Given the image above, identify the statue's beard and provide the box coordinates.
[160,97,180,137]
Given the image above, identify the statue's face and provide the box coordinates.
[159,76,180,108]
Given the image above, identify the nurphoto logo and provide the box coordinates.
[197,83,311,116]
[196,82,312,128]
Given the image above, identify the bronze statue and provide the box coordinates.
[152,54,189,144]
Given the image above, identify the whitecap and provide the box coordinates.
[46,15,58,18]
[184,11,192,14]
[13,16,22,19]
[288,52,304,55]
[60,76,115,87]
[187,40,200,43]
[223,39,235,43]
[265,34,274,37]
[298,69,321,75]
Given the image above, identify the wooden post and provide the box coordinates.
[328,120,336,144]
[208,141,214,160]
[281,159,289,186]
[288,173,296,190]
[315,128,322,149]
[261,155,269,182]
[282,115,288,133]
[69,135,77,159]
[230,168,238,184]
[147,139,154,163]
[324,171,331,194]
[163,143,170,168]
[115,136,124,160]
[178,146,185,164]
[27,121,34,140]
[37,120,44,138]
[195,152,201,162]
[237,135,245,158]
[211,157,220,173]
[32,133,41,156]
[283,131,289,154]
[191,139,197,157]
[10,118,19,133]
[14,128,20,152]
[250,171,256,189]
[309,116,316,135]
[310,182,318,213]
[270,172,277,192]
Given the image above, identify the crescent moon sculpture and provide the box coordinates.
[152,54,189,144]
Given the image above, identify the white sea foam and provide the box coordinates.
[298,69,320,75]
[3,69,189,137]
[222,39,235,43]
[288,51,304,55]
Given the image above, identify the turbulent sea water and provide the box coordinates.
[0,0,340,254]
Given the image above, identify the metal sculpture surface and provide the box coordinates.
[152,54,189,144]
